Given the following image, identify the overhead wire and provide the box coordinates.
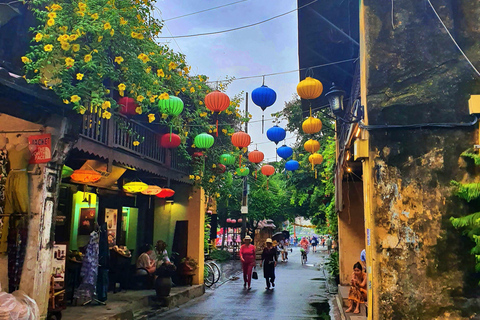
[163,0,250,22]
[156,0,318,39]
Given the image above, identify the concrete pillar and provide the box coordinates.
[186,187,205,285]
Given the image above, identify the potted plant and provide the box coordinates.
[154,263,176,297]
[179,257,198,275]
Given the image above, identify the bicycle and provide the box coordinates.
[204,260,222,287]
[300,248,308,265]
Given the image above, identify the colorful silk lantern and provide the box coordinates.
[61,165,74,178]
[123,181,148,193]
[261,164,275,190]
[231,131,251,167]
[297,77,323,100]
[141,185,162,195]
[118,97,138,116]
[252,84,277,133]
[193,151,204,158]
[194,133,214,149]
[219,153,236,166]
[216,164,226,174]
[248,150,264,179]
[266,126,286,145]
[309,153,324,178]
[238,218,242,223]
[304,139,320,154]
[236,167,250,177]
[158,96,184,117]
[231,219,236,224]
[302,116,322,134]
[277,145,293,160]
[226,218,232,223]
[156,188,175,198]
[205,91,230,137]
[285,160,300,171]
[70,169,102,183]
[158,133,181,148]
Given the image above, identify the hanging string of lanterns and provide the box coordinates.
[248,149,264,179]
[251,79,277,133]
[231,131,251,167]
[261,164,275,189]
[205,90,230,137]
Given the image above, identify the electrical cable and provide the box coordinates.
[427,0,480,77]
[163,0,250,22]
[156,0,318,39]
[359,115,478,130]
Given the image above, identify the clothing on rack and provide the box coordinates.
[0,148,8,253]
[74,231,100,302]
[96,225,109,302]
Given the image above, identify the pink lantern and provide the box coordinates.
[238,218,242,223]
[231,219,236,223]
[226,218,232,223]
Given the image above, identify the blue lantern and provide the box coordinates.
[266,126,286,145]
[277,145,293,160]
[252,84,277,133]
[285,160,300,171]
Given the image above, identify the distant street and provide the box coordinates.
[159,247,333,320]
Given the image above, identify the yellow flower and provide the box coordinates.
[34,33,43,42]
[248,114,252,118]
[118,83,126,91]
[48,12,57,19]
[149,96,156,103]
[110,29,114,36]
[208,178,214,183]
[208,130,212,133]
[51,4,62,11]
[148,114,155,123]
[21,56,31,63]
[76,73,84,80]
[91,13,99,20]
[181,87,186,92]
[135,107,143,114]
[197,85,202,89]
[137,53,149,63]
[199,112,207,118]
[120,17,128,25]
[177,71,182,76]
[159,92,169,100]
[63,99,70,104]
[102,111,112,119]
[212,164,217,168]
[101,101,110,109]
[70,95,81,103]
[77,11,85,17]
[114,56,124,64]
[58,26,68,33]
[190,87,195,93]
[157,69,164,77]
[166,75,171,80]
[189,175,194,180]
[145,66,151,73]
[195,176,201,181]
[183,66,189,73]
[199,101,204,105]
[84,54,92,63]
[133,141,140,146]
[69,34,78,41]
[61,42,70,50]
[131,32,144,40]
[136,96,144,103]
[72,44,80,52]
[97,36,103,42]
[161,114,168,119]
[78,2,87,9]
[47,19,55,26]
[65,57,75,67]
[215,192,220,198]
[168,62,176,71]
[222,129,227,134]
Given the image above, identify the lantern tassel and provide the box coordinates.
[170,124,173,142]
[255,169,257,180]
[267,179,269,190]
[216,119,219,137]
[315,169,317,179]
[262,114,264,134]
[239,154,242,168]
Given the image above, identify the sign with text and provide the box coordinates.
[28,134,52,164]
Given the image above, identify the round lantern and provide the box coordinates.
[70,169,102,183]
[302,117,322,134]
[205,91,230,137]
[236,167,250,176]
[118,97,138,116]
[61,165,74,178]
[297,77,323,100]
[219,153,236,166]
[252,85,277,133]
[248,150,264,180]
[277,145,293,160]
[238,218,243,223]
[156,188,175,198]
[309,153,324,179]
[158,96,184,117]
[216,164,226,174]
[158,133,181,149]
[123,181,148,193]
[285,160,300,171]
[304,139,320,154]
[194,133,214,149]
[231,219,236,224]
[266,126,286,145]
[193,151,204,158]
[141,185,162,195]
[231,131,251,167]
[261,164,275,190]
[226,218,232,223]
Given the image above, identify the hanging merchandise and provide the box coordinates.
[297,77,323,100]
[235,167,250,177]
[277,145,293,160]
[71,169,102,183]
[194,133,214,172]
[261,164,275,189]
[158,133,181,149]
[304,139,320,154]
[156,188,175,198]
[118,97,138,116]
[205,91,230,137]
[252,81,277,133]
[302,115,322,134]
[123,181,148,193]
[309,153,324,178]
[248,150,264,179]
[74,230,100,302]
[266,126,286,145]
[231,131,251,167]
[285,160,300,172]
[219,153,236,166]
[61,165,74,178]
[141,185,162,196]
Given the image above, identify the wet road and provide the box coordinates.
[159,247,331,320]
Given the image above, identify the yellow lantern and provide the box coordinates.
[302,117,322,134]
[141,185,162,195]
[297,77,323,100]
[304,139,320,154]
[309,153,324,178]
[123,181,148,193]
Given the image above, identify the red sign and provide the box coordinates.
[28,134,52,164]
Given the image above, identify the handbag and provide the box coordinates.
[252,267,258,280]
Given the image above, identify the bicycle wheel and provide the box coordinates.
[204,263,215,287]
[208,261,222,284]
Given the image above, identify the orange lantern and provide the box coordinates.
[205,91,230,137]
[297,77,323,100]
[309,153,324,178]
[261,164,275,189]
[302,117,322,134]
[304,139,320,154]
[156,188,175,199]
[70,170,102,183]
[248,150,264,179]
[231,131,251,167]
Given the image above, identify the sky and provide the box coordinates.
[155,0,300,162]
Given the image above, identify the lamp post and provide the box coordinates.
[325,83,346,117]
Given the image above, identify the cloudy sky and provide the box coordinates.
[155,0,300,161]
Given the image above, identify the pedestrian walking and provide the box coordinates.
[260,238,277,290]
[326,237,332,254]
[239,235,256,290]
[311,236,318,253]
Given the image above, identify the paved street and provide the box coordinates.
[159,247,333,320]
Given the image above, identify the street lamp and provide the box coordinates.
[325,83,346,117]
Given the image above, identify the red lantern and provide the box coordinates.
[70,170,102,183]
[261,165,275,190]
[118,97,138,116]
[193,152,204,158]
[231,131,251,167]
[158,133,181,148]
[231,219,236,224]
[238,218,242,223]
[216,164,226,174]
[205,91,230,137]
[226,218,232,223]
[248,150,264,179]
[156,188,175,198]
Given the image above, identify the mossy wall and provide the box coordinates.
[363,0,480,318]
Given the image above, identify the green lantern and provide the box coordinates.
[236,167,250,176]
[61,165,74,178]
[194,133,214,149]
[219,153,235,166]
[158,96,184,117]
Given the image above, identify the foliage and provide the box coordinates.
[451,180,480,202]
[209,248,232,262]
[156,263,176,277]
[180,256,198,271]
[204,213,211,254]
[325,251,339,277]
[461,149,480,166]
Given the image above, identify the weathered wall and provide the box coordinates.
[362,0,480,318]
